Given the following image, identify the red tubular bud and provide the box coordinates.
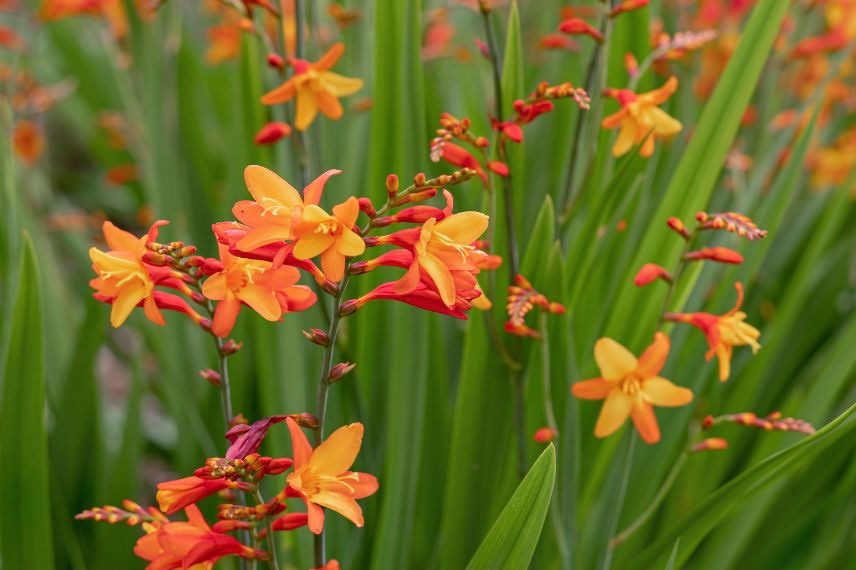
[186,255,205,267]
[302,328,329,346]
[288,413,319,429]
[220,339,243,356]
[634,263,672,286]
[487,160,510,177]
[339,299,360,316]
[547,302,566,315]
[475,136,489,148]
[328,362,356,382]
[191,291,206,304]
[254,122,292,145]
[558,18,604,42]
[267,53,285,69]
[397,188,438,205]
[200,368,222,387]
[362,236,381,246]
[179,245,197,258]
[702,415,715,430]
[610,0,649,18]
[666,216,691,239]
[684,247,744,264]
[199,318,213,332]
[533,427,557,443]
[413,172,427,186]
[371,217,393,228]
[691,438,728,452]
[357,197,376,217]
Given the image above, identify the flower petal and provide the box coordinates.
[211,295,241,337]
[110,284,147,327]
[294,232,335,260]
[612,121,638,157]
[320,247,345,282]
[594,337,637,380]
[311,422,364,473]
[571,378,611,400]
[236,284,282,322]
[314,42,345,71]
[419,252,456,308]
[643,377,693,407]
[631,403,660,444]
[637,332,670,377]
[302,169,342,206]
[261,78,298,105]
[295,88,319,131]
[648,107,682,137]
[243,165,302,207]
[332,196,360,228]
[102,221,141,252]
[311,492,364,527]
[594,389,632,438]
[321,72,364,97]
[285,418,314,469]
[434,212,489,244]
[336,228,366,257]
[315,89,344,120]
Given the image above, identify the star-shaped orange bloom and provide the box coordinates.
[601,76,682,157]
[89,220,168,327]
[201,244,316,337]
[393,212,490,308]
[666,282,761,381]
[261,42,363,131]
[292,197,365,282]
[572,333,693,444]
[285,418,378,534]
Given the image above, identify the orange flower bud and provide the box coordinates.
[684,247,744,264]
[666,216,691,239]
[634,263,672,286]
[357,197,376,217]
[610,0,649,18]
[533,427,557,443]
[267,53,285,69]
[548,302,566,315]
[328,362,356,382]
[624,53,639,78]
[702,415,715,430]
[691,438,728,452]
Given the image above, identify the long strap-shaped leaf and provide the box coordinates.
[467,444,557,570]
[0,233,55,569]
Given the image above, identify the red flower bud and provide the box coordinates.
[684,247,744,264]
[302,328,330,346]
[533,427,557,443]
[220,339,243,356]
[254,122,292,145]
[288,413,319,429]
[386,174,399,198]
[357,197,376,217]
[200,368,222,387]
[267,53,285,69]
[634,263,672,286]
[666,216,691,239]
[559,18,604,42]
[691,438,728,452]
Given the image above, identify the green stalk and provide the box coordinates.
[601,432,636,570]
[255,489,281,570]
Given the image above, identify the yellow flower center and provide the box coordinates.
[259,196,294,218]
[225,260,267,291]
[718,315,761,353]
[315,219,342,236]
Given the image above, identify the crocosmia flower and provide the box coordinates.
[293,197,365,282]
[665,282,761,381]
[89,220,173,327]
[571,333,693,444]
[156,476,231,516]
[261,42,363,131]
[285,418,378,534]
[134,504,264,569]
[201,244,316,337]
[602,76,682,157]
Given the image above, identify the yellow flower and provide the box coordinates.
[261,42,363,131]
[285,418,378,534]
[602,76,682,157]
[293,197,365,282]
[572,333,693,444]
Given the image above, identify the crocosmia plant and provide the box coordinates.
[1,0,853,569]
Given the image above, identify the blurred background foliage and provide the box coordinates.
[1,0,854,568]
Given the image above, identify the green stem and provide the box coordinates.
[656,231,697,330]
[601,432,636,570]
[255,489,281,570]
[610,451,688,548]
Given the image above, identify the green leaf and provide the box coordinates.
[629,403,856,569]
[467,444,557,570]
[0,233,55,569]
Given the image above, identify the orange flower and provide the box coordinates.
[232,165,343,253]
[89,221,168,327]
[571,333,693,444]
[261,42,363,131]
[292,197,365,282]
[392,212,489,308]
[134,504,263,569]
[11,120,44,165]
[156,476,231,516]
[285,418,378,534]
[665,282,761,381]
[39,0,129,38]
[602,77,682,157]
[201,244,316,337]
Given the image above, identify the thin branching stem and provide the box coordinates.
[254,489,281,570]
[602,432,636,570]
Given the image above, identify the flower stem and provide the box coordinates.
[255,489,281,570]
[601,432,636,570]
[656,231,697,330]
[481,1,527,479]
[610,451,688,548]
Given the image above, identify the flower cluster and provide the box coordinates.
[79,414,378,568]
[504,274,566,338]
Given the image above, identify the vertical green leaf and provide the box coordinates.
[0,234,55,569]
[467,444,557,569]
